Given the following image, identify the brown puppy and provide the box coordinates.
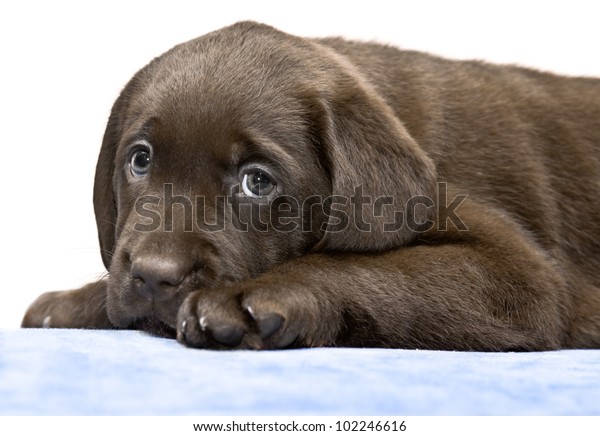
[22,21,600,351]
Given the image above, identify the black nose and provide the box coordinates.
[131,256,192,301]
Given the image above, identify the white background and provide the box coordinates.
[1,0,599,328]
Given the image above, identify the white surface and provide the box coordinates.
[1,0,600,328]
[2,329,600,415]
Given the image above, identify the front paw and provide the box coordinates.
[21,291,58,328]
[21,282,112,329]
[176,283,340,350]
[22,290,78,328]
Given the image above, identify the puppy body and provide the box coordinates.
[23,22,600,350]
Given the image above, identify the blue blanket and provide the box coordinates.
[1,328,599,415]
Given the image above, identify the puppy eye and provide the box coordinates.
[242,171,276,197]
[129,146,151,177]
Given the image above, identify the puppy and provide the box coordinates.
[22,21,600,351]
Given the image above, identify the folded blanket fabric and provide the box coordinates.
[1,329,599,415]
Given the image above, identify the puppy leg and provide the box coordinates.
[177,205,575,351]
[21,280,112,329]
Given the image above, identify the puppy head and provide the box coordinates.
[93,22,436,334]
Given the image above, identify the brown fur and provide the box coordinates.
[22,21,600,350]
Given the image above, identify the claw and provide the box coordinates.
[198,316,208,331]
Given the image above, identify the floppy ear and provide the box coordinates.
[93,90,131,270]
[315,74,437,252]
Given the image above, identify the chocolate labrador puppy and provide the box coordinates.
[22,21,600,351]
